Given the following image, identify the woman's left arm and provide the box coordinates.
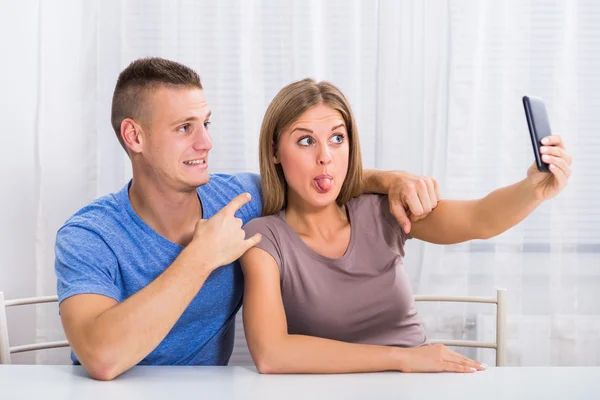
[410,135,572,245]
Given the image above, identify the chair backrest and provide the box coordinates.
[414,288,507,366]
[0,291,70,364]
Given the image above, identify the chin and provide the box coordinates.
[305,192,339,209]
[185,172,210,188]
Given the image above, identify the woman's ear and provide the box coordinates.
[121,119,144,154]
[272,141,280,164]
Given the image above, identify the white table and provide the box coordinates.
[0,365,599,399]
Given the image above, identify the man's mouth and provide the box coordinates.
[183,159,206,165]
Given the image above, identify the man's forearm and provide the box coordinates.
[474,178,543,239]
[362,168,390,194]
[76,252,213,380]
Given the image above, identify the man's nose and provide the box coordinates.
[193,126,212,151]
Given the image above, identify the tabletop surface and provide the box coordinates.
[1,365,599,400]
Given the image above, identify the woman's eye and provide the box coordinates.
[331,134,345,144]
[203,121,211,129]
[298,137,314,146]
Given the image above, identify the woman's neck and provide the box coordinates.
[284,196,349,240]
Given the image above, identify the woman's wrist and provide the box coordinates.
[390,346,410,372]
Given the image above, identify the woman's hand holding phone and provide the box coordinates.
[522,96,572,201]
[526,134,572,201]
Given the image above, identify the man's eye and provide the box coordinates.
[178,124,191,133]
[204,121,211,129]
[298,137,314,146]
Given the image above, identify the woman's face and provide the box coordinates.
[275,103,349,210]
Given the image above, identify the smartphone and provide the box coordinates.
[522,96,551,172]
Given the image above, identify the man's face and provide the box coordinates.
[138,87,212,191]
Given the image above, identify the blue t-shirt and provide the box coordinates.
[54,173,262,366]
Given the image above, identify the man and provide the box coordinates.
[55,58,440,380]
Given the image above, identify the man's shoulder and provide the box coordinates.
[58,186,128,238]
[201,173,260,196]
[200,173,263,222]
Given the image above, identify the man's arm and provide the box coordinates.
[61,262,210,380]
[59,194,261,381]
[362,169,441,233]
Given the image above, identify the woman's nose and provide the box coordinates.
[317,147,332,165]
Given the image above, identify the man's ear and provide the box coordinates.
[121,118,144,154]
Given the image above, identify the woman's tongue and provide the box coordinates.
[313,177,332,193]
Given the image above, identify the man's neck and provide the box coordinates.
[128,177,202,247]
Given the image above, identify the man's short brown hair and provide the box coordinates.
[111,57,203,151]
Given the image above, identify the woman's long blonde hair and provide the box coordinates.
[259,78,363,216]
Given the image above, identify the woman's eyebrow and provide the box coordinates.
[290,127,313,135]
[289,123,345,135]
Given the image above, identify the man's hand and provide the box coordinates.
[181,193,262,271]
[387,172,440,234]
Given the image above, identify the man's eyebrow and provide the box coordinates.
[171,110,212,126]
[171,116,199,126]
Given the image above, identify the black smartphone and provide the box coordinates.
[522,96,551,172]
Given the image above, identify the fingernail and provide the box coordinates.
[540,147,547,153]
[480,363,488,370]
[469,367,477,372]
[542,155,549,161]
[542,138,549,144]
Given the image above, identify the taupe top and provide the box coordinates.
[243,194,427,347]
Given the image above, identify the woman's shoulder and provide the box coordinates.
[348,194,390,216]
[348,194,400,230]
[242,212,289,270]
[243,212,287,237]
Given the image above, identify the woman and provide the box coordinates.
[241,79,572,374]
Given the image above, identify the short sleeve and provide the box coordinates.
[353,194,410,257]
[233,172,263,223]
[242,218,283,269]
[55,224,121,304]
[376,195,411,243]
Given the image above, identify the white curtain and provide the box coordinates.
[0,0,597,366]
